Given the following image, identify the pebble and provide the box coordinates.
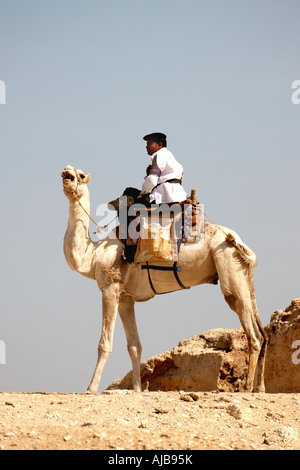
[227,404,243,419]
[179,393,193,402]
[274,427,298,441]
[154,407,168,414]
[139,419,148,428]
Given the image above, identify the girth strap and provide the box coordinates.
[141,261,189,295]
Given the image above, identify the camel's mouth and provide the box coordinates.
[64,173,75,182]
[62,170,76,183]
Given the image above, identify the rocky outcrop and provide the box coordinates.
[264,298,300,392]
[108,298,300,393]
[108,328,250,392]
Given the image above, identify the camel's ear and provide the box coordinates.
[86,173,91,183]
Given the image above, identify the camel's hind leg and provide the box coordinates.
[254,332,268,392]
[119,294,142,391]
[225,293,266,392]
[214,246,267,392]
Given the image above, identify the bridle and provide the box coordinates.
[64,171,116,234]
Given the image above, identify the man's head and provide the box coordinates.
[143,132,167,156]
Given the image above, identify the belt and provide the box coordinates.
[152,178,182,190]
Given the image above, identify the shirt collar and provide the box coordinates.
[151,147,166,160]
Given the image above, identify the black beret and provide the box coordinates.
[143,132,167,143]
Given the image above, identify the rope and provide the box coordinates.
[74,195,117,234]
[203,211,229,237]
[75,195,101,228]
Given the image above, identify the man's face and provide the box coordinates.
[146,140,163,156]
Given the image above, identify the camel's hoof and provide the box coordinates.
[86,388,97,394]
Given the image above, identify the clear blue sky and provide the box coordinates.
[0,0,299,392]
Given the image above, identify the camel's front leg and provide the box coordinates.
[87,285,119,393]
[119,294,142,391]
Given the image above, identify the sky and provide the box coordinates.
[0,0,299,393]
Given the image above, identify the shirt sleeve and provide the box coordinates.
[141,174,159,194]
[141,155,161,194]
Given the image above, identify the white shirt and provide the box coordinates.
[141,147,187,204]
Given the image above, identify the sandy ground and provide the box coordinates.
[0,390,299,451]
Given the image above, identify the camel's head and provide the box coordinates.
[61,165,91,200]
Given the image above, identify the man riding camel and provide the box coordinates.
[140,132,187,204]
[111,132,189,262]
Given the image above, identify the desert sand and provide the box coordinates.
[0,390,299,451]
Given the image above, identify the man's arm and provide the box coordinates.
[141,156,161,194]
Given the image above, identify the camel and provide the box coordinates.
[61,165,267,393]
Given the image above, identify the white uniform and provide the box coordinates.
[141,147,187,203]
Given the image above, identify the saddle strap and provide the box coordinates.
[141,261,189,295]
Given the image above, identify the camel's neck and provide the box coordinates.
[64,191,97,279]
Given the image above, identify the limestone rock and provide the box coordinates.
[264,298,300,392]
[160,328,249,392]
[108,328,249,392]
[107,352,174,391]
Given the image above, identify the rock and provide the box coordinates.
[179,393,194,402]
[227,404,243,419]
[107,298,300,394]
[108,328,249,392]
[139,419,148,429]
[107,352,173,391]
[274,427,299,441]
[264,299,300,392]
[154,407,168,414]
[188,392,200,401]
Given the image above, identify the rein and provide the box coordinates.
[73,193,117,234]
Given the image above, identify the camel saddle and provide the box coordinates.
[109,188,203,294]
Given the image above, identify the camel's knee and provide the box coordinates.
[246,321,267,354]
[259,334,268,357]
[248,337,262,354]
[128,343,142,361]
[98,341,112,357]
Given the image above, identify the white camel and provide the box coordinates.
[61,165,267,393]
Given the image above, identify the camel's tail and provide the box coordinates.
[225,232,257,268]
